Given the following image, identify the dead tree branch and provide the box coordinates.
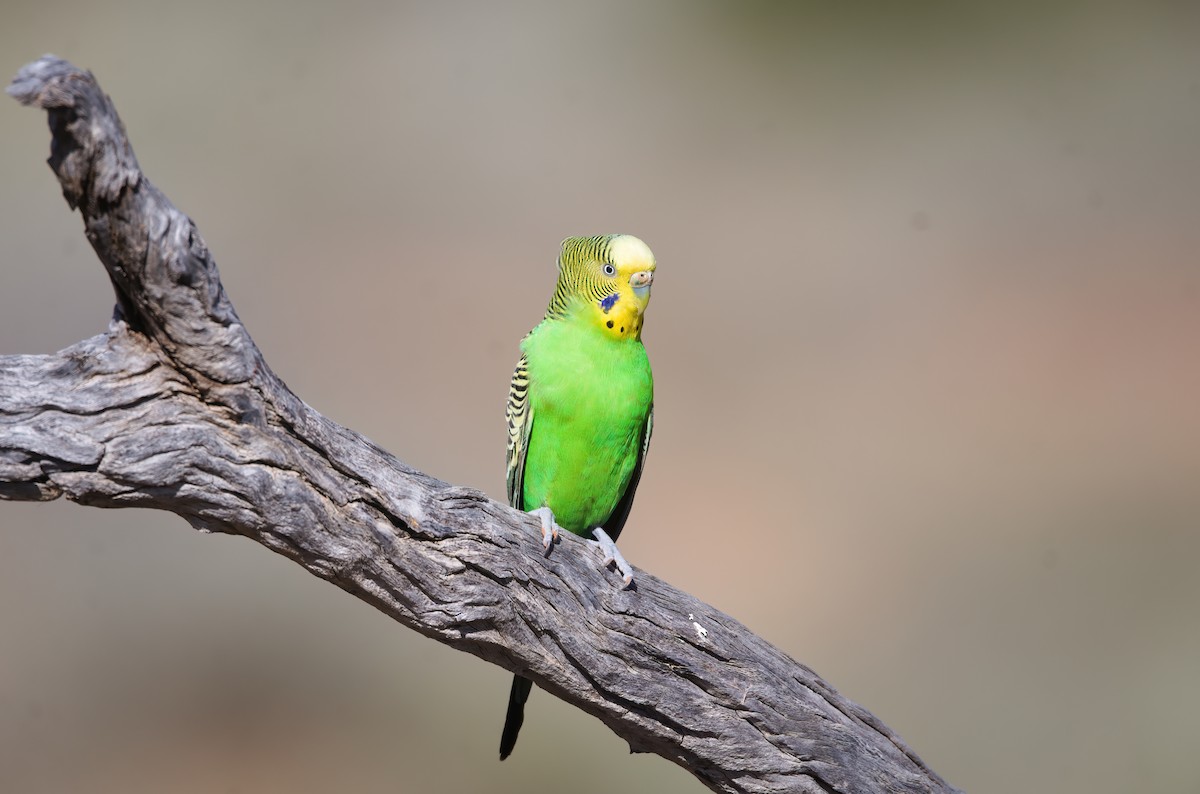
[1,56,959,794]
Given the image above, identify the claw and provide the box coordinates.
[590,527,634,588]
[530,506,561,554]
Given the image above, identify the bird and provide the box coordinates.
[499,234,656,761]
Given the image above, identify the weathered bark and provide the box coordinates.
[1,56,959,794]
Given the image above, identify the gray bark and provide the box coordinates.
[1,56,960,794]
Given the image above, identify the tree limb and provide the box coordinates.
[1,56,959,794]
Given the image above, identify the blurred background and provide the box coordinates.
[2,2,1198,792]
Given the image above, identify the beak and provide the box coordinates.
[630,270,653,299]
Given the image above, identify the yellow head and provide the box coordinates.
[545,234,656,341]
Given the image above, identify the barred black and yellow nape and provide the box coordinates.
[543,234,654,320]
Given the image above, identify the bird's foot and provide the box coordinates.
[590,527,634,588]
[530,506,561,555]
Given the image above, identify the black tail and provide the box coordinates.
[499,674,534,760]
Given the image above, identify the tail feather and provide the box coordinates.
[499,675,534,760]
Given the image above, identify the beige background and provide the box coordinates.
[2,3,1199,793]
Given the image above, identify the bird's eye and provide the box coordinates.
[602,264,616,276]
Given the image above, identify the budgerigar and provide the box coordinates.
[499,234,656,760]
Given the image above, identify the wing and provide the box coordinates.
[500,355,536,762]
[602,403,653,542]
[505,353,534,510]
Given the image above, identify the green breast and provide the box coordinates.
[520,312,653,534]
